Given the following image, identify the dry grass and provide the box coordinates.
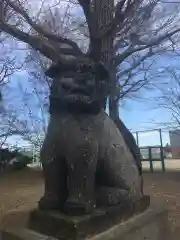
[0,168,180,236]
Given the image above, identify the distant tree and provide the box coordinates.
[155,66,180,128]
[0,31,23,146]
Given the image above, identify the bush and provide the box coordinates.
[0,148,33,172]
[11,156,33,170]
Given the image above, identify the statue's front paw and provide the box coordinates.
[38,195,61,210]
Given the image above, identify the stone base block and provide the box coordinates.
[29,196,150,240]
[90,207,170,240]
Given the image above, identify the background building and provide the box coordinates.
[169,129,180,158]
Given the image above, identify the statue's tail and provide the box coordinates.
[114,118,143,194]
[114,118,142,176]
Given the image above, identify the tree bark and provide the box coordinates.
[109,95,119,121]
[108,62,119,121]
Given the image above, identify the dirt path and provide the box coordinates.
[0,168,43,223]
[143,172,180,236]
[0,169,180,235]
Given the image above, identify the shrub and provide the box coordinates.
[11,155,33,170]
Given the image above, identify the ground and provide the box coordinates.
[0,168,180,237]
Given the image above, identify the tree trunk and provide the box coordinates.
[109,63,119,121]
[109,94,119,121]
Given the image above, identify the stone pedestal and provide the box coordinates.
[0,196,173,240]
[29,196,150,240]
[90,207,170,240]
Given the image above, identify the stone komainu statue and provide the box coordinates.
[39,56,143,215]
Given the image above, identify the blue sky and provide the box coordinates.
[122,101,171,147]
[120,55,179,147]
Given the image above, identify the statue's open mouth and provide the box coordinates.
[60,79,94,103]
[61,82,90,96]
[64,94,92,103]
[63,89,92,103]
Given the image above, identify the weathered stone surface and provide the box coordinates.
[39,109,143,214]
[39,57,143,214]
[29,196,150,240]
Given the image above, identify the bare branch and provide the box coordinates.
[7,0,81,49]
[115,27,180,65]
[117,48,154,78]
[0,22,61,61]
[6,0,83,55]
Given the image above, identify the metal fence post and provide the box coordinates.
[148,147,154,172]
[136,132,139,146]
[159,129,166,172]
